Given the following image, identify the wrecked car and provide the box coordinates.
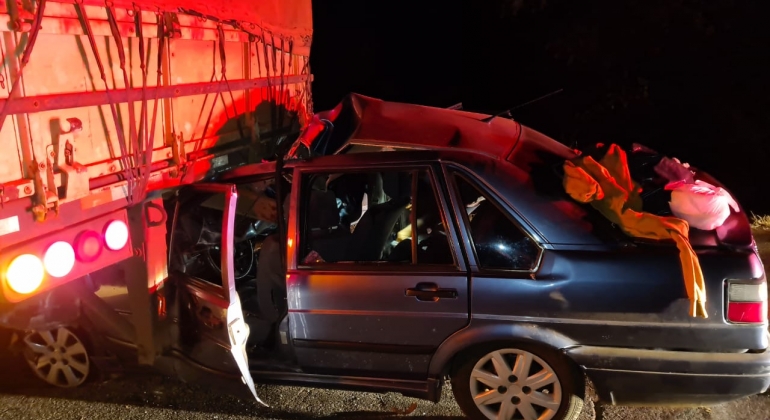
[5,94,770,420]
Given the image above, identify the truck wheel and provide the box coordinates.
[23,327,91,388]
[451,344,583,420]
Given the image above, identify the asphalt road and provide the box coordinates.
[1,231,769,420]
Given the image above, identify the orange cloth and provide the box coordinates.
[563,144,707,318]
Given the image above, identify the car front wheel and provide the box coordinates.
[451,344,583,420]
[22,327,91,388]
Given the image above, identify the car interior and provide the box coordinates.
[167,181,283,350]
[300,169,453,266]
[166,167,459,355]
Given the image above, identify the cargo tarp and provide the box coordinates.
[81,0,313,55]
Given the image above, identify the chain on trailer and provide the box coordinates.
[191,17,220,154]
[138,10,167,198]
[0,0,50,220]
[279,38,286,130]
[262,29,274,145]
[192,23,298,160]
[132,5,149,202]
[270,33,279,139]
[0,0,46,135]
[125,6,166,202]
[105,3,141,201]
[217,24,247,142]
[74,0,137,205]
[194,22,243,157]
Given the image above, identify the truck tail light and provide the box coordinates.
[75,230,103,262]
[6,254,45,294]
[1,211,131,303]
[43,241,76,278]
[104,220,129,251]
[727,281,768,324]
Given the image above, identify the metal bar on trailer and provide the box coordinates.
[0,74,310,115]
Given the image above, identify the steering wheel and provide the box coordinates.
[205,239,256,281]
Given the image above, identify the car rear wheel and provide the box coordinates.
[22,327,91,388]
[451,344,583,420]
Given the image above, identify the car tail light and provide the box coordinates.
[6,254,45,294]
[727,281,768,324]
[104,220,129,251]
[43,241,76,278]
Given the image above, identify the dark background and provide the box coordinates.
[309,0,770,214]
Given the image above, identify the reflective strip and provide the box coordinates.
[0,215,20,236]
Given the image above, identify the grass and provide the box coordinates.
[751,213,770,231]
[752,214,770,265]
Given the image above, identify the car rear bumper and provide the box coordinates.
[566,345,770,406]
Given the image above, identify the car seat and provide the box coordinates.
[305,188,351,262]
[345,173,411,262]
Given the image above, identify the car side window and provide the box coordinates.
[299,168,455,266]
[452,174,540,271]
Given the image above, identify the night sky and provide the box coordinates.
[310,0,770,215]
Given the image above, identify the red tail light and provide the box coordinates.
[74,230,103,262]
[104,220,129,251]
[726,281,767,324]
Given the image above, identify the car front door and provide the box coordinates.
[285,163,470,379]
[164,183,263,404]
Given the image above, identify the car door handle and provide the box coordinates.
[405,282,458,302]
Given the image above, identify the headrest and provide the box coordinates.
[382,171,412,200]
[307,190,340,229]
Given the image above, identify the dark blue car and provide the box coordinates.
[9,94,770,420]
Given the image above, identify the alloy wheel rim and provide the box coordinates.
[469,348,562,420]
[23,327,90,388]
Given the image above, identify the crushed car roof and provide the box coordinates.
[291,93,578,168]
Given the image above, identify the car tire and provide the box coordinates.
[22,326,92,388]
[451,343,584,420]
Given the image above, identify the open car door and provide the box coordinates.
[165,183,265,405]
